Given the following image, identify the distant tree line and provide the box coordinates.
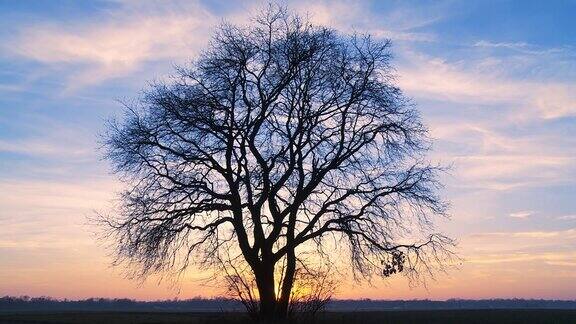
[2,296,575,312]
[328,298,576,311]
[0,296,243,312]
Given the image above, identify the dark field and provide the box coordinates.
[1,310,576,324]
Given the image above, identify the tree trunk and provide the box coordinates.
[276,249,296,318]
[255,262,278,321]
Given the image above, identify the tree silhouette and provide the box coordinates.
[101,5,454,321]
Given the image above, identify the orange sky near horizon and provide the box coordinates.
[1,0,575,301]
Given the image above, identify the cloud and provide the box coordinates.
[0,178,119,218]
[0,138,91,158]
[403,50,576,191]
[469,228,576,239]
[474,40,530,50]
[0,83,24,93]
[473,40,569,56]
[5,1,216,88]
[0,115,99,167]
[3,0,449,92]
[533,84,576,119]
[463,228,576,270]
[432,124,576,191]
[546,260,576,267]
[398,51,576,120]
[291,0,441,42]
[558,215,576,221]
[453,155,574,191]
[509,211,534,219]
[371,29,436,42]
[467,251,576,264]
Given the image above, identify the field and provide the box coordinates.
[1,310,576,324]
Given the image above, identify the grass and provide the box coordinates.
[1,310,576,324]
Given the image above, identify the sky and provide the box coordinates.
[0,0,575,301]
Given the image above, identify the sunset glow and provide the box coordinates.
[1,0,575,301]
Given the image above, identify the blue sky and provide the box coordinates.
[1,0,575,300]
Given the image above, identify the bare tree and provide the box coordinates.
[101,5,455,321]
[287,263,336,318]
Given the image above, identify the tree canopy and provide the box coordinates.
[101,5,454,320]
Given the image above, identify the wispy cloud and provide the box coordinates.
[463,228,576,274]
[398,52,576,120]
[291,0,441,42]
[0,138,91,158]
[546,260,576,267]
[3,0,451,91]
[470,229,576,239]
[467,251,576,264]
[474,40,530,50]
[558,215,576,221]
[473,40,569,56]
[4,1,216,88]
[453,154,575,191]
[399,46,576,191]
[429,122,576,191]
[509,211,534,219]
